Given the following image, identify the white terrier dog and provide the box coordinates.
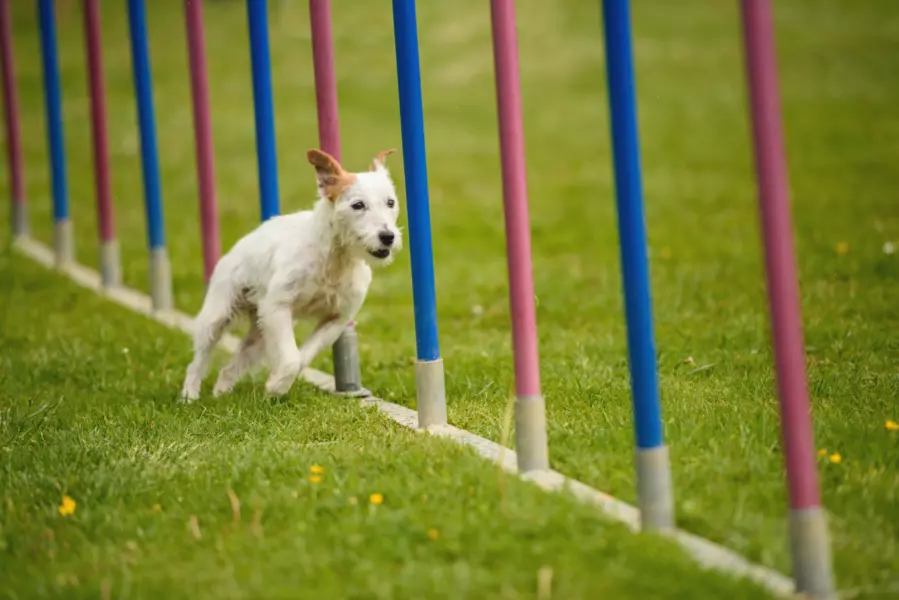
[180,148,402,402]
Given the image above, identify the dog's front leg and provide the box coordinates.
[259,299,302,396]
[296,317,351,371]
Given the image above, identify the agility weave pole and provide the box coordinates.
[11,234,795,599]
[489,0,549,474]
[127,0,173,311]
[740,0,835,597]
[308,0,365,395]
[600,0,674,531]
[83,0,120,288]
[391,0,448,428]
[184,0,221,285]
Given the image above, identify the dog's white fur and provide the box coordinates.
[180,148,402,401]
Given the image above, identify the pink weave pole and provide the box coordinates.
[490,0,540,398]
[741,0,834,595]
[83,0,115,243]
[185,0,220,283]
[0,0,26,238]
[310,0,341,161]
[309,0,362,393]
[490,0,548,471]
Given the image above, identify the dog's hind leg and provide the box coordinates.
[213,311,264,396]
[181,290,232,402]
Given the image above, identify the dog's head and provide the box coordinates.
[307,148,403,267]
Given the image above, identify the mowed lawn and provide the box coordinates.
[2,0,898,597]
[0,253,777,600]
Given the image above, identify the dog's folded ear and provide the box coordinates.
[370,149,396,172]
[307,148,355,201]
[307,148,343,175]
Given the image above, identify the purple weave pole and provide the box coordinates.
[489,0,548,472]
[309,0,362,393]
[185,0,220,284]
[740,1,834,596]
[83,0,120,286]
[0,0,26,238]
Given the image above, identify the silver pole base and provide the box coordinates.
[415,358,447,428]
[53,219,74,267]
[332,324,362,392]
[789,507,836,599]
[149,246,173,311]
[11,202,28,239]
[515,394,549,472]
[99,239,121,288]
[635,445,675,530]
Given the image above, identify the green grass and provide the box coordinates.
[0,252,773,599]
[1,0,898,596]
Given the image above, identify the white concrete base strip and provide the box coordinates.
[12,236,796,598]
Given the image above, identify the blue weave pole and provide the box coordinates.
[127,0,165,250]
[391,0,446,428]
[127,0,172,310]
[601,0,673,529]
[37,0,68,225]
[247,0,280,220]
[391,0,439,362]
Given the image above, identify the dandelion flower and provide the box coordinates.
[427,528,440,540]
[58,495,76,516]
[369,493,384,505]
[308,475,323,484]
[829,453,842,464]
[817,449,827,457]
[310,465,324,475]
[886,420,899,431]
[835,242,849,255]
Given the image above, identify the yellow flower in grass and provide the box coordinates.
[836,241,850,255]
[427,528,440,540]
[310,465,325,475]
[308,475,323,484]
[58,495,76,516]
[817,449,827,457]
[829,453,842,464]
[886,420,899,431]
[369,493,384,505]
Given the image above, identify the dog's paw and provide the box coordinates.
[265,355,303,396]
[213,373,235,397]
[179,389,199,404]
[180,376,201,402]
[265,369,298,396]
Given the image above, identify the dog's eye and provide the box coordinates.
[351,201,366,211]
[386,198,395,208]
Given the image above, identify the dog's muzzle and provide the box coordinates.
[369,248,391,259]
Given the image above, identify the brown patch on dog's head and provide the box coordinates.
[370,148,396,171]
[307,148,357,201]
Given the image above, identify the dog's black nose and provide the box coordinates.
[378,231,395,247]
